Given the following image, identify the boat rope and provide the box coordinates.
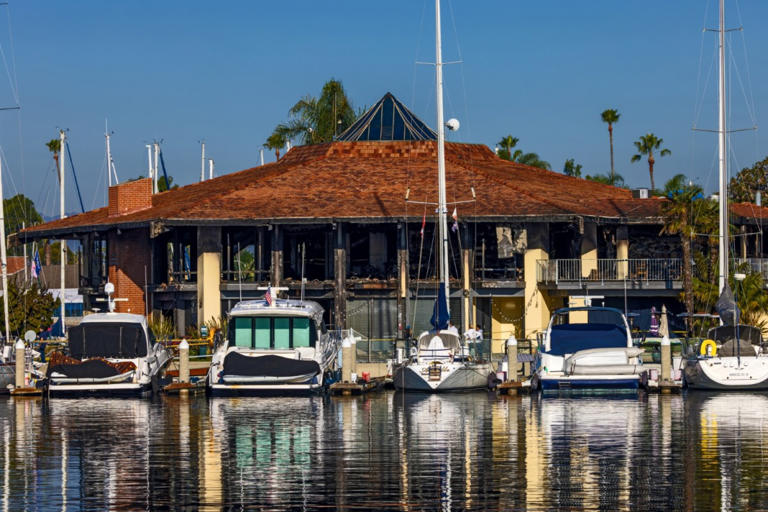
[64,141,85,214]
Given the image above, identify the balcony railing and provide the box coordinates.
[537,258,682,284]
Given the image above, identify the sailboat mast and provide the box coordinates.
[59,129,66,334]
[717,0,728,294]
[435,0,450,311]
[0,156,11,344]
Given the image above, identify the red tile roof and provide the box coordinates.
[23,141,668,238]
[731,202,768,221]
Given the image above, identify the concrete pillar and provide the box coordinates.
[196,226,221,328]
[270,225,283,286]
[581,221,598,279]
[506,335,518,382]
[179,338,190,384]
[617,226,629,279]
[341,335,356,383]
[14,339,24,388]
[523,223,551,342]
[397,222,409,340]
[661,334,671,384]
[334,223,347,331]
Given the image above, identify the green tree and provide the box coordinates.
[272,79,356,146]
[496,136,551,170]
[497,135,519,160]
[601,109,621,184]
[0,279,59,337]
[158,175,178,192]
[562,158,583,178]
[585,172,625,187]
[660,175,703,332]
[728,156,768,203]
[264,127,289,160]
[4,194,43,235]
[631,133,670,192]
[46,139,60,167]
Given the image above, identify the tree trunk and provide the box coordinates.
[648,153,656,191]
[275,149,280,160]
[608,124,615,184]
[681,232,694,334]
[45,241,51,266]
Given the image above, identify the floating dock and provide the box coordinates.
[330,378,386,396]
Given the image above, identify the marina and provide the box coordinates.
[0,0,767,509]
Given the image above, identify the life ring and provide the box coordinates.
[700,339,717,357]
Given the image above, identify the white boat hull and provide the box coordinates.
[683,356,768,390]
[393,362,493,392]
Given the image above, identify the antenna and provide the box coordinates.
[200,140,205,182]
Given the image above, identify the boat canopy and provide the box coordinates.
[68,322,148,359]
[547,324,630,356]
[417,331,461,351]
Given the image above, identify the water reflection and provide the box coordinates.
[0,392,767,510]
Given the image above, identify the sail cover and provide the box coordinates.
[430,287,450,331]
[715,283,740,326]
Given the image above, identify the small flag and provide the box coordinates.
[420,210,426,238]
[31,249,41,279]
[451,207,458,232]
[265,287,273,306]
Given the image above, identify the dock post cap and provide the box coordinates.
[506,335,517,347]
[14,339,24,349]
[179,339,189,350]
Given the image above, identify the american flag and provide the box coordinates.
[264,287,273,306]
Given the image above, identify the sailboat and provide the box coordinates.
[0,149,16,391]
[392,0,494,392]
[682,0,768,390]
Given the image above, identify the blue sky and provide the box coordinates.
[0,0,766,217]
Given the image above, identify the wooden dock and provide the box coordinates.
[330,378,385,396]
[162,380,206,395]
[10,386,43,397]
[497,381,527,396]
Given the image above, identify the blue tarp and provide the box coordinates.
[430,287,450,331]
[547,323,628,356]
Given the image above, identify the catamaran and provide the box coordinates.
[392,0,494,392]
[207,288,341,395]
[45,283,171,396]
[681,0,768,390]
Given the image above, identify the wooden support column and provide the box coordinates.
[580,220,598,278]
[270,225,283,286]
[397,222,409,340]
[461,224,473,334]
[334,223,347,330]
[740,225,747,260]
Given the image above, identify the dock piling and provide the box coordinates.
[505,335,518,382]
[14,339,24,388]
[179,339,190,384]
[341,336,356,383]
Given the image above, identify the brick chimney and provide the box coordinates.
[108,178,153,217]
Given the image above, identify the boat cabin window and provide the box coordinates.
[231,316,317,349]
[68,322,148,359]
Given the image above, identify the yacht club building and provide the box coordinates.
[20,94,766,355]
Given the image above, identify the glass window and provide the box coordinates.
[234,318,252,348]
[274,317,290,349]
[254,317,271,349]
[293,317,311,348]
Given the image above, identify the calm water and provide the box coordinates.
[0,391,766,511]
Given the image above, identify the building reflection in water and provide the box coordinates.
[2,392,768,509]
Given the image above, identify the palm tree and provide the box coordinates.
[46,139,61,179]
[631,133,670,192]
[275,79,357,145]
[497,135,518,160]
[661,177,703,333]
[264,127,289,160]
[601,109,620,184]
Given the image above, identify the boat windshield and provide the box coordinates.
[68,323,148,359]
[230,316,317,349]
